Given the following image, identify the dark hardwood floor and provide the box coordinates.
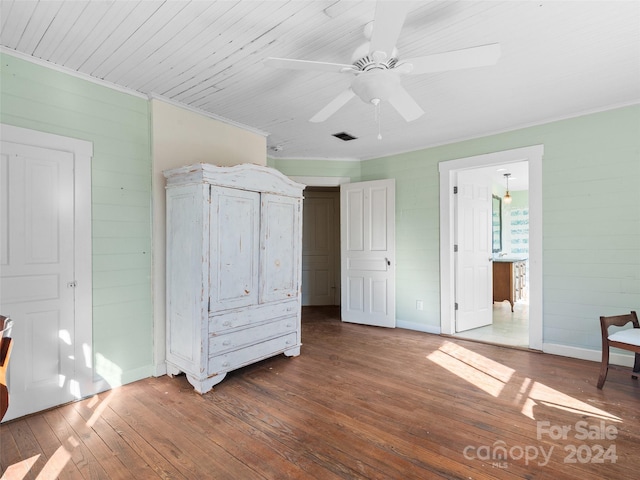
[2,306,639,479]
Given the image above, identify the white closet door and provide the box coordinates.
[259,194,301,304]
[1,142,76,421]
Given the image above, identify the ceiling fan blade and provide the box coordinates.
[369,1,412,57]
[265,57,355,73]
[388,85,424,122]
[310,89,356,123]
[401,43,502,74]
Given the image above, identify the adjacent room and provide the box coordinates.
[1,1,639,478]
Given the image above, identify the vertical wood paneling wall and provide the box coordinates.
[274,105,640,356]
[361,106,640,353]
[0,52,154,386]
[1,50,638,378]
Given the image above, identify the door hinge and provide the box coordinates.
[454,244,458,252]
[455,302,459,310]
[208,298,211,312]
[453,186,458,194]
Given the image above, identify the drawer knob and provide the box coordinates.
[286,340,291,345]
[222,362,230,368]
[222,340,231,346]
[286,323,293,328]
[222,321,231,327]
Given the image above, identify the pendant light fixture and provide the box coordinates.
[503,173,512,204]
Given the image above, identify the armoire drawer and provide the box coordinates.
[208,332,298,374]
[208,316,297,354]
[209,300,298,332]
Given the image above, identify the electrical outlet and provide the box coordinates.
[416,300,424,311]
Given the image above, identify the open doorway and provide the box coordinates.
[290,175,349,307]
[454,161,530,347]
[439,145,543,351]
[301,187,341,306]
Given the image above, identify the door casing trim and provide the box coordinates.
[438,144,543,350]
[1,123,94,395]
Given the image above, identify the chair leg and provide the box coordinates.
[632,352,640,380]
[597,344,610,389]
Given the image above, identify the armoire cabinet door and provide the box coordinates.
[260,193,301,303]
[209,187,260,311]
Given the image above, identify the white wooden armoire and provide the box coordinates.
[164,163,305,394]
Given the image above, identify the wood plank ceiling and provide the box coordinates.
[1,0,639,160]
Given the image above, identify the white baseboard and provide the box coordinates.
[543,343,635,367]
[397,319,441,335]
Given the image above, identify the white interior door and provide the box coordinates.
[0,142,76,420]
[341,179,395,327]
[302,190,339,306]
[455,169,493,332]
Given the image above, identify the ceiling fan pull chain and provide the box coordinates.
[376,101,382,140]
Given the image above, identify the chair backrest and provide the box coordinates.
[0,316,13,421]
[1,316,12,337]
[0,316,13,366]
[600,311,639,337]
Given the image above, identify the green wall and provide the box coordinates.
[2,49,638,371]
[275,105,640,352]
[1,53,153,384]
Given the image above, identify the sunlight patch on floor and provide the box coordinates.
[427,340,621,422]
[33,438,78,480]
[2,454,40,480]
[3,389,116,478]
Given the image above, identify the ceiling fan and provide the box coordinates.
[265,1,501,124]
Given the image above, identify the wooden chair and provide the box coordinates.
[1,315,14,421]
[597,311,640,389]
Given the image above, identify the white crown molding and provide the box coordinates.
[1,46,148,99]
[273,100,639,163]
[1,47,269,138]
[4,46,636,163]
[360,100,640,161]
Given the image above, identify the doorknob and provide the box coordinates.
[385,257,391,266]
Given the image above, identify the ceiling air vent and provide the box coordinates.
[332,132,357,141]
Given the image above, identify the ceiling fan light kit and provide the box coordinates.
[265,1,501,132]
[352,70,400,105]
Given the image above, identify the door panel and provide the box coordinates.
[455,170,493,332]
[341,179,395,328]
[209,187,260,310]
[260,193,301,303]
[0,143,76,420]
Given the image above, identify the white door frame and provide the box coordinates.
[291,176,350,309]
[439,145,543,350]
[0,123,94,396]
